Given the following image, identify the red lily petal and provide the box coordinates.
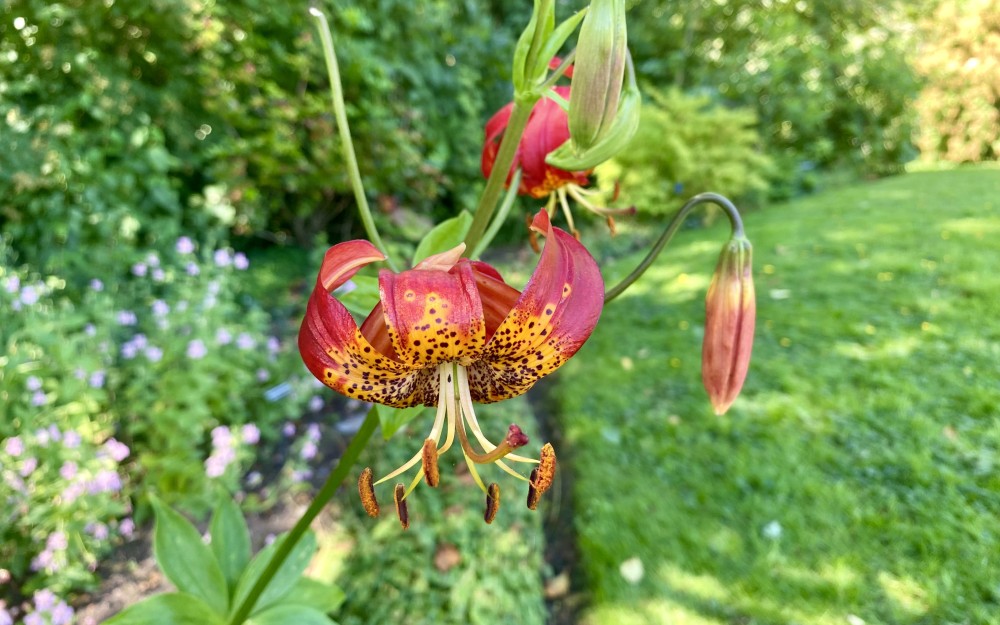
[469,210,604,402]
[379,261,487,368]
[298,241,436,408]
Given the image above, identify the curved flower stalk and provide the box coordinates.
[482,81,634,239]
[299,211,603,526]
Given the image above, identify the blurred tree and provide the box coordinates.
[915,0,1000,162]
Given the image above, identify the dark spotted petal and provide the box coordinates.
[469,210,603,402]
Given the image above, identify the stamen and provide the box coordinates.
[566,185,636,217]
[394,483,409,530]
[358,467,379,517]
[484,483,500,524]
[457,418,527,464]
[456,367,538,465]
[557,187,580,238]
[527,467,541,510]
[462,450,489,494]
[421,438,440,487]
[527,444,557,510]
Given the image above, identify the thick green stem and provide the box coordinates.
[604,192,746,303]
[471,168,522,259]
[311,9,397,271]
[227,408,380,625]
[463,99,537,254]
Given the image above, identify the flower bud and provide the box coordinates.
[701,236,755,415]
[568,0,627,149]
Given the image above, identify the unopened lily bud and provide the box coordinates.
[568,0,627,149]
[546,51,640,171]
[702,236,756,415]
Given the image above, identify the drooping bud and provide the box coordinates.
[567,0,627,149]
[421,438,440,487]
[484,483,501,524]
[358,467,379,518]
[701,236,756,415]
[394,483,409,530]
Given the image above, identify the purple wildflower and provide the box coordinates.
[236,333,255,350]
[89,370,106,389]
[267,336,281,354]
[131,262,148,277]
[48,425,61,442]
[145,345,163,363]
[151,299,170,317]
[51,602,74,625]
[88,469,122,494]
[26,376,42,391]
[20,457,38,476]
[246,471,263,487]
[152,268,165,282]
[103,438,130,462]
[33,589,56,611]
[24,611,44,625]
[63,430,81,448]
[213,249,232,267]
[19,285,39,306]
[87,522,110,541]
[186,262,200,276]
[47,531,68,551]
[61,483,85,504]
[241,424,261,445]
[282,422,296,437]
[211,426,233,447]
[119,518,135,538]
[120,342,139,360]
[256,368,270,382]
[0,606,12,625]
[4,437,24,457]
[176,236,195,255]
[186,339,207,360]
[90,278,104,291]
[146,252,160,267]
[60,461,78,480]
[233,252,249,270]
[116,310,137,326]
[30,391,46,406]
[29,550,52,572]
[215,328,233,345]
[308,396,324,412]
[205,455,228,478]
[34,428,50,446]
[3,275,19,293]
[301,440,318,460]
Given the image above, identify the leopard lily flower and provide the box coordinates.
[482,80,634,239]
[299,211,603,527]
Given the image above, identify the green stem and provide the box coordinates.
[603,192,746,304]
[311,9,397,271]
[471,168,522,259]
[227,407,380,625]
[463,99,537,254]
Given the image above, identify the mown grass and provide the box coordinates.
[550,167,1000,624]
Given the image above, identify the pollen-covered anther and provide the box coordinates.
[358,467,379,518]
[527,443,557,510]
[421,438,440,487]
[394,483,409,530]
[484,483,501,524]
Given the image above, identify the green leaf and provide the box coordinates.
[412,210,473,266]
[150,497,229,617]
[377,404,427,440]
[336,274,380,318]
[102,593,226,625]
[231,531,318,618]
[284,577,346,615]
[245,604,337,625]
[209,492,252,593]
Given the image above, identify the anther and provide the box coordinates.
[484,482,500,524]
[358,467,379,517]
[421,438,440,487]
[527,443,556,510]
[394,483,409,530]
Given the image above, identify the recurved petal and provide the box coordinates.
[379,261,487,368]
[469,210,603,402]
[298,241,435,408]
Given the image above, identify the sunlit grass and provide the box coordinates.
[552,166,1000,624]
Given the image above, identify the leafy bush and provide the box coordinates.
[598,87,773,217]
[915,0,1000,162]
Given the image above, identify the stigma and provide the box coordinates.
[357,363,556,528]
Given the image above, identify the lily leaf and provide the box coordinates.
[245,604,338,625]
[336,274,380,318]
[230,530,318,618]
[150,496,229,616]
[284,577,346,615]
[102,592,226,625]
[412,210,473,266]
[209,491,252,593]
[377,404,427,440]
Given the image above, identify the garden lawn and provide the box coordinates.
[551,167,1000,625]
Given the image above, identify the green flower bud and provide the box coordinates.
[702,236,756,415]
[568,0,627,149]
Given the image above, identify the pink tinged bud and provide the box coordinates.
[702,236,756,415]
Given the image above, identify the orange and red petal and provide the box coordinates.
[379,261,487,368]
[469,211,604,402]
